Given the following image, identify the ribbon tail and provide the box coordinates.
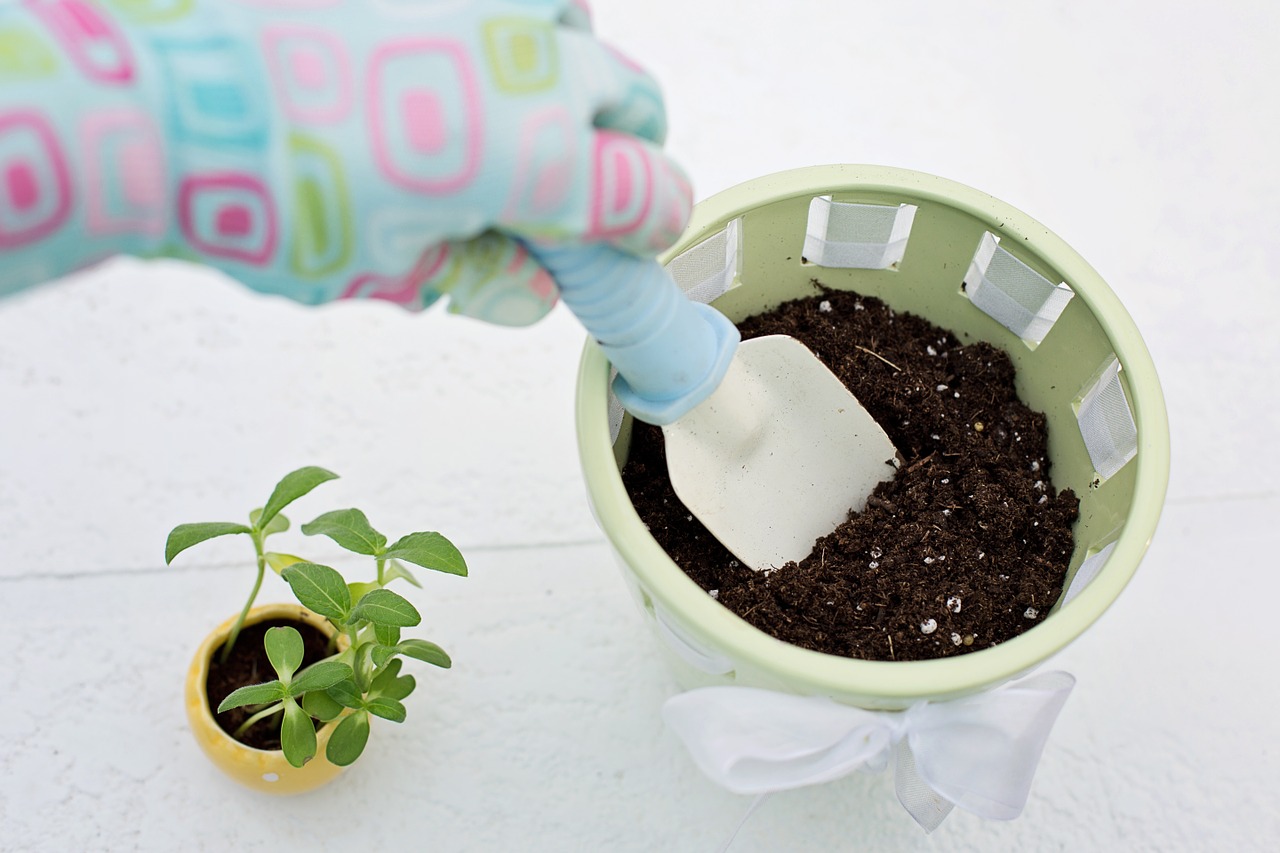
[910,671,1077,822]
[892,739,955,833]
[717,793,771,853]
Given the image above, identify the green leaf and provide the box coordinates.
[370,657,403,687]
[385,674,416,702]
[347,581,379,606]
[281,563,352,622]
[164,522,252,564]
[280,697,318,768]
[396,638,451,669]
[217,681,287,713]
[288,660,353,696]
[264,552,306,575]
[301,508,387,556]
[371,661,416,702]
[365,696,407,723]
[334,644,357,672]
[251,508,290,537]
[326,679,364,710]
[350,588,421,628]
[258,466,339,531]
[373,624,401,647]
[326,710,370,766]
[370,644,396,669]
[383,559,421,588]
[355,641,379,686]
[302,689,345,723]
[264,627,304,681]
[383,532,467,577]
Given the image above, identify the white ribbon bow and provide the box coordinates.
[662,671,1075,832]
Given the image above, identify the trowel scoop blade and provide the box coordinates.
[663,335,899,572]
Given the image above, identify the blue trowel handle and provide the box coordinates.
[529,243,739,426]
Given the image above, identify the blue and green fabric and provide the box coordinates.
[0,0,689,326]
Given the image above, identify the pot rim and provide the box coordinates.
[575,164,1170,702]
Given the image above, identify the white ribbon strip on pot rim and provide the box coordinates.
[964,232,1075,346]
[803,196,917,270]
[653,600,736,675]
[1075,355,1138,480]
[1062,540,1118,607]
[662,670,1075,832]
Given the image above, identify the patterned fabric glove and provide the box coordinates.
[0,0,690,326]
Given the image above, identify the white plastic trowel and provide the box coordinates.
[532,244,899,572]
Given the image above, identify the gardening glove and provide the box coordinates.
[0,0,690,326]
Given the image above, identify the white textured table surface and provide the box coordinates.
[2,2,1278,850]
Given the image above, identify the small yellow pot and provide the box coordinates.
[185,603,348,794]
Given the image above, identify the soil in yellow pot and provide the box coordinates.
[185,603,349,794]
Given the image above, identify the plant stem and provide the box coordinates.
[234,702,285,738]
[350,627,369,691]
[220,529,267,664]
[375,555,386,587]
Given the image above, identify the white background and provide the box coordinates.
[2,1,1278,850]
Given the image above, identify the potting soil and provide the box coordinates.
[622,286,1079,662]
[206,617,334,749]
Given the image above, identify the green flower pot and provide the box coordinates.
[574,165,1170,710]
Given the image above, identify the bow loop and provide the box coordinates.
[662,671,1075,831]
[661,688,897,795]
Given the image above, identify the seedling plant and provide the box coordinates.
[165,466,340,661]
[167,467,467,768]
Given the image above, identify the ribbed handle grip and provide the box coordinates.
[530,243,739,425]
